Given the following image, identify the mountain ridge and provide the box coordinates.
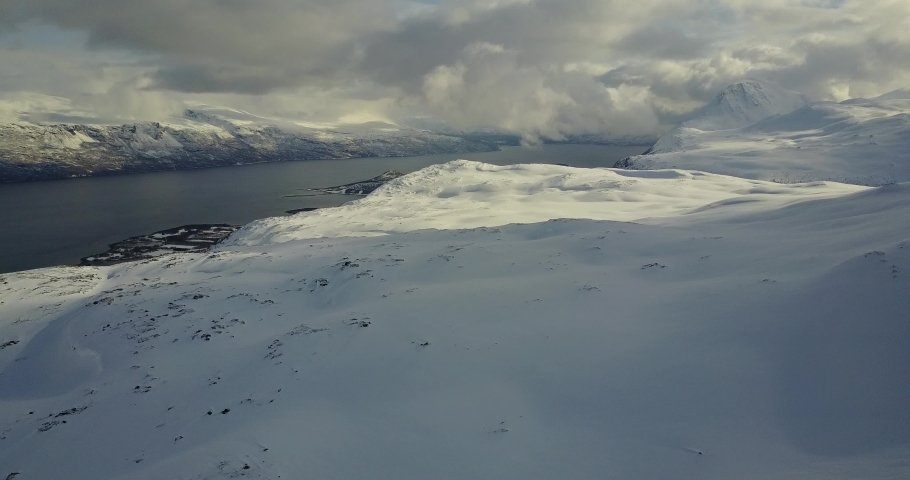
[0,110,499,183]
[645,80,810,154]
[682,80,811,131]
[618,81,910,185]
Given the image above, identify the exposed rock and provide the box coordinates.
[80,224,240,266]
[309,170,406,195]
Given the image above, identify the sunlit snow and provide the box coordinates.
[1,157,908,479]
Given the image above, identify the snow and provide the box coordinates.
[627,82,910,185]
[121,124,184,156]
[2,156,909,479]
[40,127,97,150]
[228,160,865,246]
[681,80,810,132]
[871,88,910,102]
[648,80,809,154]
[2,81,910,479]
[178,105,406,138]
[1,102,497,183]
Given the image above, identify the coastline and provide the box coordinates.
[0,144,651,274]
[80,224,240,267]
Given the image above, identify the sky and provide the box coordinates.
[1,0,908,140]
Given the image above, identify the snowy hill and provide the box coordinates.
[871,88,910,101]
[681,80,810,132]
[0,108,497,183]
[2,160,909,479]
[647,80,810,154]
[620,84,910,185]
[226,160,864,245]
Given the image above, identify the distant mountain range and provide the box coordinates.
[0,108,499,183]
[617,81,910,186]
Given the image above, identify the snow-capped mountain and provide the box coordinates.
[867,88,910,102]
[2,160,908,479]
[680,80,810,132]
[0,108,498,183]
[645,80,810,154]
[619,82,910,185]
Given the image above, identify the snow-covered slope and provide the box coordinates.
[0,108,497,183]
[228,160,864,245]
[870,88,910,101]
[621,84,910,185]
[2,161,908,479]
[647,80,810,154]
[682,80,810,132]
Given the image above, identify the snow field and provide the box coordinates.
[1,161,908,479]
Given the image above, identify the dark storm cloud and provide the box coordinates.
[358,20,468,91]
[614,24,713,60]
[0,0,392,93]
[148,64,298,95]
[357,0,721,90]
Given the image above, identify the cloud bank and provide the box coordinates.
[1,0,908,138]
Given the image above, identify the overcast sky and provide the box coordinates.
[1,0,908,139]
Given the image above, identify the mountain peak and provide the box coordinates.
[871,88,910,101]
[682,80,810,131]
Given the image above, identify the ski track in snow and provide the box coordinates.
[0,159,909,479]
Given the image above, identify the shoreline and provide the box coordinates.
[0,145,650,274]
[80,224,241,267]
[76,170,406,267]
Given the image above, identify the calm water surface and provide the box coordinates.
[0,144,646,273]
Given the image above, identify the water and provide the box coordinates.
[0,144,646,273]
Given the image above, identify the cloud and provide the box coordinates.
[0,0,392,90]
[149,64,298,95]
[422,42,659,142]
[614,24,713,60]
[0,0,908,136]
